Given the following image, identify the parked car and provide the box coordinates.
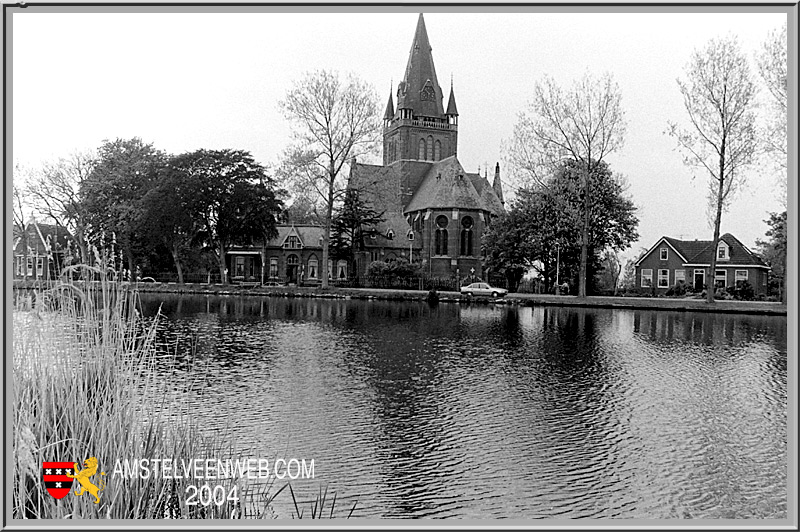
[263,281,286,287]
[460,282,508,298]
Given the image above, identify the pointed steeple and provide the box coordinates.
[383,87,395,123]
[446,77,459,118]
[493,163,504,205]
[396,13,445,118]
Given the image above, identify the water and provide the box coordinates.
[139,293,787,519]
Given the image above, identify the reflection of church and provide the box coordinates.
[349,13,505,278]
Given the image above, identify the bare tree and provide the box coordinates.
[25,150,95,265]
[506,72,626,297]
[668,35,758,304]
[756,22,787,207]
[279,70,381,289]
[12,172,32,281]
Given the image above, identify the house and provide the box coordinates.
[634,233,770,295]
[347,13,505,279]
[226,224,349,285]
[12,220,75,281]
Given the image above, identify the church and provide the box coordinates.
[349,13,506,279]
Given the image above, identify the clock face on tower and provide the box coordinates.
[420,85,435,102]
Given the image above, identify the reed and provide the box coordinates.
[12,263,278,519]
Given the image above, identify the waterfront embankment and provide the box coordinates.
[13,280,787,316]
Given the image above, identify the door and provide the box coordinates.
[693,269,705,291]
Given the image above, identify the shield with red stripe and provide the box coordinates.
[42,462,75,500]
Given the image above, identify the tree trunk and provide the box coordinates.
[321,177,335,290]
[707,177,726,304]
[171,244,184,284]
[127,251,138,283]
[217,243,228,285]
[578,164,591,298]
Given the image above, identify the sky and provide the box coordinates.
[10,7,790,264]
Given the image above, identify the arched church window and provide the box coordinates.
[427,136,434,160]
[434,140,441,161]
[435,215,448,256]
[418,139,426,160]
[460,216,474,256]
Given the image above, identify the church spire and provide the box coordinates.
[383,84,395,126]
[396,13,445,118]
[493,163,504,205]
[446,77,459,122]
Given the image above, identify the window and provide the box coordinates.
[735,270,748,282]
[328,260,333,280]
[235,256,245,277]
[435,215,449,255]
[460,216,474,256]
[36,257,44,277]
[675,269,685,284]
[434,140,441,161]
[427,136,434,161]
[418,139,426,160]
[641,269,653,287]
[657,269,669,288]
[269,258,278,278]
[16,257,23,276]
[387,229,394,240]
[660,248,668,260]
[694,269,706,289]
[284,236,301,249]
[715,269,727,288]
[308,256,318,279]
[717,242,729,260]
[337,260,348,279]
[27,257,33,276]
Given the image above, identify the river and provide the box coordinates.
[139,293,787,520]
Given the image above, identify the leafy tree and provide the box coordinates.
[279,70,381,289]
[80,138,166,281]
[24,150,95,265]
[596,250,621,295]
[756,211,786,302]
[330,190,385,268]
[668,35,758,304]
[482,211,530,292]
[506,72,626,297]
[484,159,638,295]
[167,149,283,285]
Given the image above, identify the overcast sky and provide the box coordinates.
[11,8,789,260]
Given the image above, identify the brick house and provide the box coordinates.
[226,225,348,285]
[12,220,74,281]
[634,233,770,296]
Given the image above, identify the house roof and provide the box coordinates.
[14,221,74,254]
[637,233,768,267]
[268,225,324,248]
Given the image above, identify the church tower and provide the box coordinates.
[383,14,459,165]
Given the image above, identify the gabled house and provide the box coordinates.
[226,224,349,285]
[13,220,75,281]
[634,233,770,295]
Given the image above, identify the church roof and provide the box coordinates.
[396,14,445,118]
[404,156,503,215]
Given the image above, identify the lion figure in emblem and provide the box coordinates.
[65,457,106,504]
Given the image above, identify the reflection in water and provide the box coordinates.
[140,294,787,519]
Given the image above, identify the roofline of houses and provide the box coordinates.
[634,236,687,266]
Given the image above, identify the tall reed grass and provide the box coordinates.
[12,264,282,519]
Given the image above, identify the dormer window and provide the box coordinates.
[717,241,729,260]
[283,235,302,250]
[387,229,394,240]
[660,248,668,261]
